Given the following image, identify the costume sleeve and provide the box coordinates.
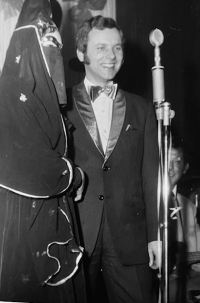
[0,76,73,198]
[142,99,159,243]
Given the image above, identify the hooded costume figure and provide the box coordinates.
[0,0,85,302]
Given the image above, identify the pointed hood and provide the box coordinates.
[16,0,52,28]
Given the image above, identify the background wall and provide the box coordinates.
[0,0,24,75]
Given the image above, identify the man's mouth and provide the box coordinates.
[102,63,115,68]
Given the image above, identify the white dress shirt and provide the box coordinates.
[173,185,200,252]
[84,78,117,153]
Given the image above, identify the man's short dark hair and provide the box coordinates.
[172,136,189,164]
[76,15,125,53]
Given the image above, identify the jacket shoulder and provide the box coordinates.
[120,89,153,112]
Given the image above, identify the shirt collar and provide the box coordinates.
[172,185,177,197]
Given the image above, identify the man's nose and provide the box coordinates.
[106,47,116,59]
[169,161,174,171]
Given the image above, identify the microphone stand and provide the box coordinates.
[150,29,175,303]
[161,102,171,303]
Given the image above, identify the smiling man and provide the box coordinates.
[62,15,159,303]
[77,26,123,85]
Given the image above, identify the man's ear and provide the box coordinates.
[77,49,84,62]
[183,163,189,174]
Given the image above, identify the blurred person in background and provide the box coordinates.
[168,137,200,303]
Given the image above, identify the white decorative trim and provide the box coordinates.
[61,157,73,190]
[61,115,68,156]
[0,183,49,198]
[44,207,83,286]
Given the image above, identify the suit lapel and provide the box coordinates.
[104,89,126,162]
[73,83,104,156]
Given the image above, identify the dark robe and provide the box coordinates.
[0,0,85,302]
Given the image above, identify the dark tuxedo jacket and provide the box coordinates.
[65,82,159,266]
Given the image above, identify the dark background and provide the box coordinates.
[115,0,200,185]
[116,0,200,179]
[52,0,200,178]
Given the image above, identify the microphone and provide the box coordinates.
[149,29,164,48]
[149,29,165,104]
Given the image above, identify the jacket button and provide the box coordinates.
[99,195,104,200]
[103,165,109,171]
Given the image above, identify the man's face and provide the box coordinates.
[78,27,123,86]
[169,147,189,189]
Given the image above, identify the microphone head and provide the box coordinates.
[149,29,164,47]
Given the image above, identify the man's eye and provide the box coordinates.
[115,46,122,51]
[174,160,181,165]
[97,46,105,50]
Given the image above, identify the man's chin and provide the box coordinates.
[102,69,118,79]
[170,180,177,190]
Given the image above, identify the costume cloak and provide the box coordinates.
[0,0,84,301]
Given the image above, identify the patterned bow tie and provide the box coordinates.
[89,84,117,102]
